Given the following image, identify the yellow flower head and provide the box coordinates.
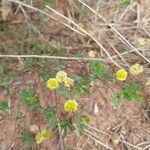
[85,115,91,124]
[35,130,52,144]
[129,64,143,75]
[41,130,52,139]
[56,71,67,83]
[64,100,78,112]
[47,78,59,90]
[116,69,128,81]
[35,133,45,144]
[64,77,74,88]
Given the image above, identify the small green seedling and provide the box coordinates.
[20,86,41,110]
[46,0,56,6]
[59,119,74,137]
[0,64,12,87]
[119,0,131,7]
[112,84,143,105]
[0,101,9,112]
[22,130,37,150]
[17,112,26,125]
[76,112,91,133]
[88,61,107,77]
[24,58,33,71]
[75,75,90,95]
[44,107,58,128]
[88,61,113,82]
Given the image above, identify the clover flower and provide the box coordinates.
[64,100,78,112]
[64,77,74,88]
[85,115,91,124]
[129,64,143,75]
[35,130,52,144]
[56,71,67,83]
[116,69,128,81]
[35,133,45,144]
[41,130,52,139]
[47,78,59,90]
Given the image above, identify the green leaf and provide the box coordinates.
[60,119,72,129]
[24,58,33,71]
[76,112,86,133]
[46,45,69,57]
[123,84,143,103]
[113,84,144,104]
[125,84,142,91]
[20,86,40,110]
[37,59,49,70]
[0,78,12,87]
[46,0,56,6]
[112,96,121,105]
[0,64,12,87]
[39,72,50,81]
[133,92,143,103]
[44,107,58,128]
[75,76,90,95]
[80,6,88,17]
[56,83,70,98]
[103,75,114,81]
[76,122,85,133]
[123,91,133,101]
[22,130,36,149]
[0,101,9,112]
[88,61,107,77]
[120,0,131,7]
[57,48,69,57]
[52,60,65,72]
[59,119,74,137]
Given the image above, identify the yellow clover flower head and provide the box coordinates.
[35,133,45,144]
[64,77,74,88]
[35,130,52,144]
[116,69,128,81]
[85,115,91,124]
[56,71,67,83]
[64,100,78,112]
[129,64,143,75]
[47,78,59,90]
[41,130,52,139]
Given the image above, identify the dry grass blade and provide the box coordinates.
[45,5,122,68]
[0,54,113,62]
[77,0,150,64]
[86,125,110,136]
[9,0,85,36]
[7,0,122,68]
[85,130,113,150]
[119,139,142,150]
[137,141,150,147]
[143,144,150,150]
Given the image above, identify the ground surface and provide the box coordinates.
[0,0,150,150]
